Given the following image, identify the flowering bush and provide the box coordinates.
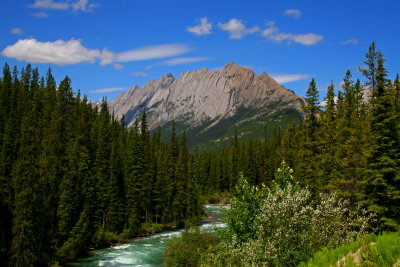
[201,161,375,266]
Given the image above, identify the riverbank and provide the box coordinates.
[201,204,230,224]
[69,205,228,266]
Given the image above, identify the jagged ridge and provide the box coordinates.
[109,62,305,150]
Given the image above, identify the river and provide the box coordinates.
[69,205,227,266]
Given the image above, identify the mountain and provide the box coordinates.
[109,62,305,151]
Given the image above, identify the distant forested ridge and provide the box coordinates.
[0,42,399,266]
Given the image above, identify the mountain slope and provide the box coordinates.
[109,62,305,151]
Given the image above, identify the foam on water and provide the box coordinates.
[71,205,226,266]
[112,243,131,250]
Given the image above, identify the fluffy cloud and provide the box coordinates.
[341,39,359,45]
[269,73,309,84]
[284,9,302,19]
[187,17,212,36]
[29,0,69,10]
[1,38,192,66]
[161,57,210,66]
[1,38,100,65]
[262,21,323,45]
[89,87,127,94]
[28,0,98,12]
[11,28,24,35]
[291,33,324,45]
[218,18,259,39]
[99,44,192,66]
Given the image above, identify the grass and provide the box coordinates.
[300,231,400,267]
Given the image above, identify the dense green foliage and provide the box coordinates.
[0,66,205,265]
[201,163,375,266]
[191,43,398,266]
[159,106,303,152]
[300,231,400,266]
[164,228,218,267]
[199,43,400,231]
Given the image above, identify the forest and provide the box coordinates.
[164,43,400,266]
[0,42,399,266]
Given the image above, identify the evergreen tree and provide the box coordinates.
[362,51,400,230]
[298,78,321,194]
[93,100,112,231]
[10,83,43,266]
[360,42,378,92]
[319,82,337,189]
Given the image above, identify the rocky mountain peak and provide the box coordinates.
[108,63,305,149]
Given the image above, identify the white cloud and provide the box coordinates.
[2,38,192,66]
[28,0,98,12]
[11,28,23,35]
[218,18,259,39]
[262,21,323,46]
[341,39,359,45]
[100,44,192,65]
[29,0,69,10]
[1,38,100,65]
[284,9,302,19]
[269,73,309,84]
[187,17,212,36]
[131,71,148,77]
[32,11,48,18]
[161,57,210,66]
[292,33,324,45]
[113,63,123,70]
[262,21,279,36]
[89,87,127,94]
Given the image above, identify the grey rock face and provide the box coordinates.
[109,62,304,130]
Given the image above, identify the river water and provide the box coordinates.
[69,205,226,266]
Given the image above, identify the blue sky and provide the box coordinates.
[1,0,399,102]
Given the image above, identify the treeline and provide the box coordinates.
[0,65,203,265]
[205,43,400,231]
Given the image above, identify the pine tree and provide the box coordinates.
[174,132,189,221]
[139,111,152,223]
[10,82,43,266]
[93,100,112,231]
[105,118,125,233]
[362,50,400,230]
[298,78,321,194]
[360,42,378,93]
[124,121,141,235]
[319,82,337,189]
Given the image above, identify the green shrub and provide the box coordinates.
[164,227,218,267]
[93,227,117,248]
[152,223,163,233]
[202,161,376,267]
